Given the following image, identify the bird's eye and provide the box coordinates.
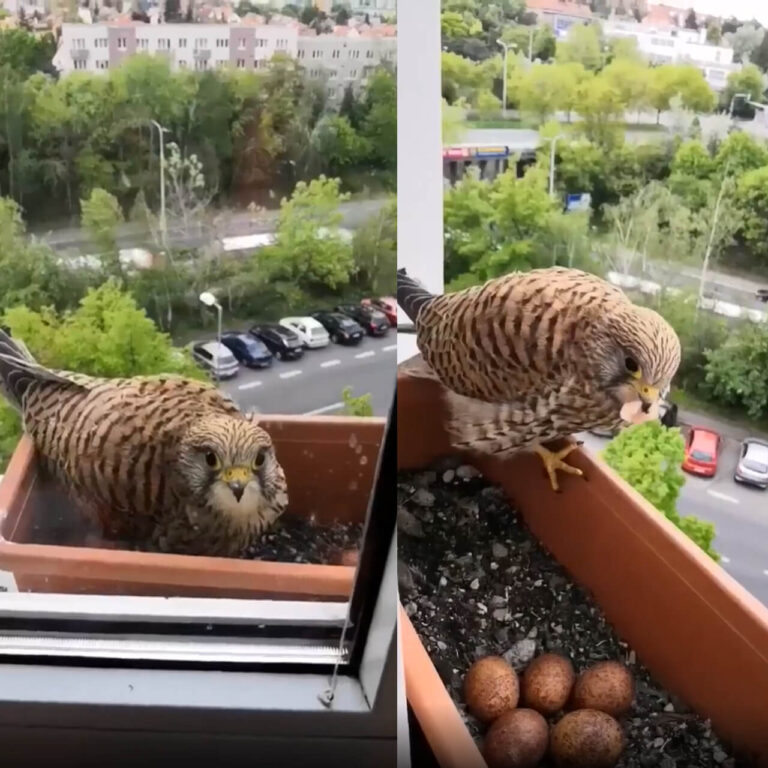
[625,357,639,374]
[205,451,220,469]
[253,450,266,470]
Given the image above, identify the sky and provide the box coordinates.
[661,0,768,26]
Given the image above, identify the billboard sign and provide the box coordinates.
[565,192,592,212]
[474,146,508,158]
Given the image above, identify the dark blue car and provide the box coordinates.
[220,332,273,368]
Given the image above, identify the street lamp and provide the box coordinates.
[496,39,515,117]
[199,291,223,360]
[150,119,170,248]
[542,134,565,198]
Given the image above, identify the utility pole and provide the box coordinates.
[150,119,169,249]
[697,166,731,315]
[545,134,564,198]
[496,39,514,116]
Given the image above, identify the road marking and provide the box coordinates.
[720,556,730,564]
[383,344,397,351]
[304,402,344,415]
[279,370,303,379]
[707,489,739,504]
[321,359,341,368]
[237,381,262,391]
[764,570,768,577]
[355,351,375,359]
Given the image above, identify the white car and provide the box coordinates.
[191,341,239,379]
[279,317,330,349]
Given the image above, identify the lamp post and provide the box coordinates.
[199,291,223,366]
[496,39,515,117]
[150,119,170,248]
[543,134,564,198]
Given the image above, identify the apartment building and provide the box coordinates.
[525,0,593,39]
[347,0,396,20]
[602,19,738,92]
[54,21,299,73]
[297,26,396,101]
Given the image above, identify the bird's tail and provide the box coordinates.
[0,328,71,411]
[397,268,436,325]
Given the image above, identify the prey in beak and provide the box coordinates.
[220,466,252,503]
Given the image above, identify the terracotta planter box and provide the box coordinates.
[398,372,768,768]
[0,414,384,600]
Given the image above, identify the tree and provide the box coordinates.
[474,88,501,119]
[351,196,396,296]
[648,65,715,122]
[704,323,768,419]
[724,64,765,107]
[556,62,589,122]
[706,21,722,45]
[714,130,768,176]
[752,31,768,73]
[607,35,643,64]
[684,8,698,30]
[164,0,181,21]
[339,84,365,128]
[575,74,624,148]
[602,421,719,561]
[724,23,765,64]
[735,165,768,261]
[667,139,715,209]
[360,69,396,170]
[311,115,369,175]
[81,188,124,275]
[163,142,214,240]
[555,22,603,71]
[341,386,373,417]
[516,63,572,124]
[259,176,354,297]
[602,58,650,115]
[441,10,482,39]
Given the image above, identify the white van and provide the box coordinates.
[279,316,331,349]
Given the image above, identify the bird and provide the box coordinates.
[397,266,681,492]
[0,329,288,557]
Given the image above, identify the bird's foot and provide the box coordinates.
[533,442,585,493]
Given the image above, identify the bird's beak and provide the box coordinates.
[630,379,660,413]
[221,466,251,503]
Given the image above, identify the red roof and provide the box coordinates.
[525,0,592,19]
[642,4,682,26]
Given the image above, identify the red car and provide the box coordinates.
[362,297,397,327]
[682,427,721,477]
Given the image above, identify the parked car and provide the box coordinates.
[335,303,389,337]
[220,332,273,368]
[248,323,305,361]
[362,297,397,327]
[734,438,768,489]
[191,341,239,380]
[310,311,365,345]
[682,426,721,477]
[279,316,330,349]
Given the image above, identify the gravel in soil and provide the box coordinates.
[25,480,362,564]
[398,463,753,768]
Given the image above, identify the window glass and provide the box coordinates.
[0,9,398,669]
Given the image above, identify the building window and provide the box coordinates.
[237,58,245,68]
[366,49,374,58]
[216,38,228,48]
[195,58,208,70]
[332,49,340,58]
[238,37,246,49]
[179,38,187,48]
[138,38,148,49]
[179,59,188,68]
[117,37,127,50]
[350,68,357,77]
[158,39,170,50]
[74,59,86,69]
[195,38,207,50]
[96,60,109,69]
[298,49,305,58]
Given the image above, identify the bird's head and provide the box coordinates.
[595,304,681,418]
[176,414,288,533]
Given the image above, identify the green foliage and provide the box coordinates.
[80,188,125,274]
[714,131,768,176]
[575,74,625,148]
[724,63,765,107]
[0,402,21,473]
[555,23,603,71]
[259,176,354,295]
[734,165,768,260]
[602,421,719,561]
[704,323,768,419]
[341,386,373,417]
[351,196,396,296]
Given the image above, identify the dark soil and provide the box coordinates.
[23,480,362,565]
[398,461,753,768]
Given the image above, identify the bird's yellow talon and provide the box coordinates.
[533,443,585,492]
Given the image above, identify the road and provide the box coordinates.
[577,430,768,606]
[218,331,396,418]
[32,198,388,254]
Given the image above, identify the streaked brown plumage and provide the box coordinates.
[0,330,288,557]
[397,267,681,490]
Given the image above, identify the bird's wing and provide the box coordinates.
[413,268,628,403]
